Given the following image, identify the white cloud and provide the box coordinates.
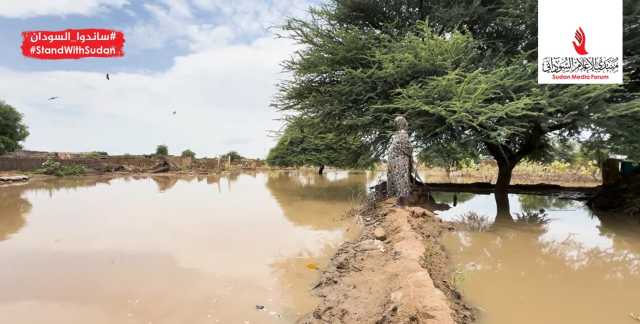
[125,0,231,51]
[126,0,313,51]
[0,36,296,157]
[126,2,191,50]
[0,0,317,156]
[0,0,129,18]
[191,0,311,34]
[186,25,234,51]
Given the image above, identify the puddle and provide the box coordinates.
[434,192,640,324]
[0,171,367,324]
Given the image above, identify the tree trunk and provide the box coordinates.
[482,126,546,223]
[487,145,519,223]
[494,190,513,223]
[494,156,516,223]
[318,165,325,175]
[495,162,514,194]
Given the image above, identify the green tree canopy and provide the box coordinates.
[267,116,376,174]
[275,0,640,197]
[155,145,168,156]
[221,151,244,162]
[181,149,196,158]
[0,101,29,156]
[417,140,480,174]
[329,0,538,58]
[385,28,626,190]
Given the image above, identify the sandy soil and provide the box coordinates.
[298,198,473,324]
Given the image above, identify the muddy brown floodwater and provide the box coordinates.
[433,192,640,324]
[0,171,369,324]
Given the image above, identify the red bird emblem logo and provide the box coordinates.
[572,27,588,55]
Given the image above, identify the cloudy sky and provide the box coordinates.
[0,0,320,158]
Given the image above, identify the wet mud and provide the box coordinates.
[298,198,473,324]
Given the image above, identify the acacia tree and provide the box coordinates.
[274,2,639,223]
[0,101,29,156]
[385,34,625,192]
[276,0,639,199]
[267,117,375,174]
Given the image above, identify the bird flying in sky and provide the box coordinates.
[106,73,110,80]
[48,96,59,101]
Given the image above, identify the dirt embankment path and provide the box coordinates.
[298,199,473,324]
[589,173,640,217]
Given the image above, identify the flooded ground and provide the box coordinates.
[0,171,368,324]
[434,192,640,324]
[3,171,638,324]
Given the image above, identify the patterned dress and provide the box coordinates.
[387,127,412,199]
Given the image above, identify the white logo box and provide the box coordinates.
[538,0,623,84]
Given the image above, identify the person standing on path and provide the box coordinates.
[387,116,413,206]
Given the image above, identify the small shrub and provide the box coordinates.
[454,212,491,232]
[450,265,467,289]
[84,151,108,158]
[220,150,244,162]
[155,145,168,156]
[514,211,551,225]
[39,159,86,177]
[458,158,477,170]
[449,158,602,184]
[181,149,196,158]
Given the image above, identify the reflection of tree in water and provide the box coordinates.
[38,177,113,197]
[266,171,367,202]
[457,214,638,270]
[592,209,640,274]
[201,173,242,193]
[225,172,241,191]
[205,174,221,193]
[496,193,579,224]
[151,175,220,193]
[445,191,640,323]
[242,170,257,178]
[430,192,475,206]
[496,193,576,224]
[593,208,640,235]
[454,210,550,232]
[449,217,640,324]
[514,211,550,226]
[454,212,492,232]
[0,177,113,241]
[0,187,31,241]
[151,176,179,192]
[265,171,367,230]
[226,171,240,183]
[518,195,577,213]
[494,191,513,223]
[205,175,219,184]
